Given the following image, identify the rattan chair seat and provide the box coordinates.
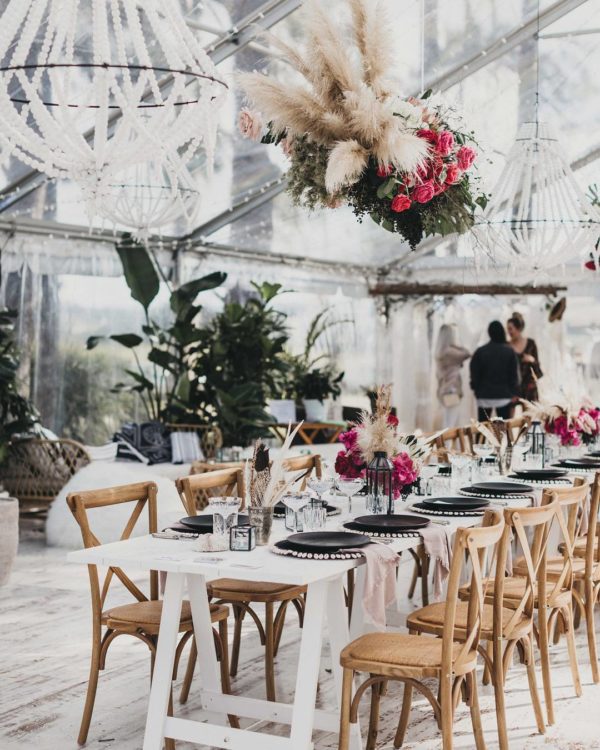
[408,601,530,641]
[340,632,477,678]
[102,600,228,633]
[209,579,306,601]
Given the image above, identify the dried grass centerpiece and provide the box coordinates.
[245,423,304,544]
[335,386,430,499]
[238,0,486,248]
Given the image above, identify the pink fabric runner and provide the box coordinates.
[419,525,453,600]
[348,542,399,630]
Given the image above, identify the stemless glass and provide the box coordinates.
[302,499,327,530]
[419,464,438,496]
[283,492,311,532]
[208,496,240,536]
[336,477,364,514]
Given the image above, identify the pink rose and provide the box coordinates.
[445,163,462,185]
[435,130,454,156]
[412,181,435,204]
[456,145,476,171]
[391,194,411,213]
[377,164,393,178]
[416,128,437,145]
[238,108,263,141]
[433,180,447,196]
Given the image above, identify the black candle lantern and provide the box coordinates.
[367,451,394,515]
[529,420,546,466]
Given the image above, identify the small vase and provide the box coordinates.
[497,447,513,476]
[248,506,274,546]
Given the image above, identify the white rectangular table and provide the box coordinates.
[67,499,515,750]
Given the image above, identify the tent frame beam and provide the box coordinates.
[370,282,567,297]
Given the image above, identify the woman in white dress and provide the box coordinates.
[435,324,471,428]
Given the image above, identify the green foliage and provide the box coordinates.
[286,136,331,209]
[190,283,291,446]
[58,345,137,445]
[0,308,37,461]
[87,235,226,422]
[285,307,346,405]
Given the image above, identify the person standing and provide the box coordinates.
[507,312,542,401]
[435,324,471,427]
[470,321,520,421]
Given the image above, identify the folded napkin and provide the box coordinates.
[419,525,453,600]
[348,542,399,630]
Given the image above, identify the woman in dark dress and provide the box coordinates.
[507,312,542,401]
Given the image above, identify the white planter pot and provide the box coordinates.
[267,399,297,423]
[0,496,19,586]
[303,399,328,422]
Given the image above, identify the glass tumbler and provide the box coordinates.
[208,496,240,536]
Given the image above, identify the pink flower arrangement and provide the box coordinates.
[545,414,581,447]
[578,407,600,445]
[238,108,263,141]
[335,413,423,499]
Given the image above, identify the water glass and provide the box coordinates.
[303,499,327,530]
[208,496,241,536]
[283,492,311,531]
[366,493,385,514]
[431,474,452,496]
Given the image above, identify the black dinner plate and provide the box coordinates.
[285,531,370,552]
[178,514,249,533]
[464,481,533,495]
[351,514,430,532]
[509,468,568,480]
[419,496,490,511]
[411,501,484,515]
[558,458,600,468]
[587,451,600,458]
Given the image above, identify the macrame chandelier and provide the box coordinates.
[473,121,600,275]
[0,0,227,205]
[94,158,202,238]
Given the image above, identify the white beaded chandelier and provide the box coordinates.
[94,158,202,238]
[0,0,227,208]
[473,121,600,276]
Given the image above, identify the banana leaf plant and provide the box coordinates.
[0,308,38,462]
[87,234,226,422]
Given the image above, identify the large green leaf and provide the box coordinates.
[170,272,226,317]
[111,333,143,348]
[115,234,160,312]
[148,347,180,374]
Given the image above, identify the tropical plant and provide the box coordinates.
[0,308,37,461]
[87,234,226,422]
[287,307,346,404]
[190,282,292,446]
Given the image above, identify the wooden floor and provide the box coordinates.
[3,530,600,749]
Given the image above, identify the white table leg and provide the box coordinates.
[289,579,328,748]
[326,576,363,750]
[143,572,185,750]
[186,573,228,724]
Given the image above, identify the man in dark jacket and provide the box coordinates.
[470,321,520,421]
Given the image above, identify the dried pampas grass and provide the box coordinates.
[240,0,427,193]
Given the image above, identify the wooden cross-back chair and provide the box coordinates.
[408,504,553,749]
[431,426,471,462]
[282,452,322,489]
[177,466,245,514]
[67,481,235,747]
[569,472,600,683]
[338,511,505,750]
[189,461,244,510]
[506,480,588,725]
[175,467,308,703]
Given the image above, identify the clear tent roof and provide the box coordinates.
[1,0,599,271]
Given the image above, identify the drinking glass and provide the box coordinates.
[302,499,327,530]
[419,464,438,496]
[336,477,365,514]
[208,496,241,536]
[307,476,334,503]
[282,492,311,532]
[449,453,474,492]
[472,442,494,481]
[511,436,531,470]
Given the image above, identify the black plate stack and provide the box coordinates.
[275,531,370,555]
[556,457,600,470]
[176,513,249,534]
[344,514,430,535]
[508,468,568,481]
[461,481,533,496]
[411,496,490,514]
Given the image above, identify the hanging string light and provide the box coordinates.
[0,0,227,203]
[472,1,600,277]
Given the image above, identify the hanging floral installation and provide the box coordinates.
[334,386,430,498]
[523,399,600,447]
[237,0,486,248]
